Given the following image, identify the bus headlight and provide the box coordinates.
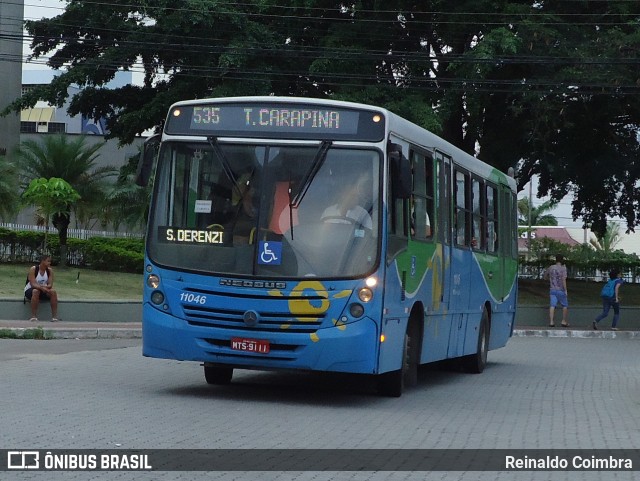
[358,287,373,303]
[151,291,165,305]
[147,274,160,289]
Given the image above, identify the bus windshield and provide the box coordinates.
[148,142,381,278]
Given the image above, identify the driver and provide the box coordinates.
[321,177,372,229]
[232,172,257,244]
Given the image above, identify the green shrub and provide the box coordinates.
[0,327,52,339]
[0,228,143,273]
[84,236,144,273]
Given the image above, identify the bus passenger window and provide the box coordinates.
[486,185,498,253]
[454,170,470,246]
[410,150,434,240]
[471,178,484,250]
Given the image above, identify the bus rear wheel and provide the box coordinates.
[461,308,489,374]
[204,365,233,385]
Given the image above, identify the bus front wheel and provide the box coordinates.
[204,365,233,385]
[378,328,418,397]
[461,308,490,374]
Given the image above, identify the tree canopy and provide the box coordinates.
[22,177,81,251]
[5,1,640,236]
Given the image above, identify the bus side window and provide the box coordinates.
[390,156,409,238]
[454,169,471,246]
[471,177,484,250]
[410,150,434,240]
[486,184,498,253]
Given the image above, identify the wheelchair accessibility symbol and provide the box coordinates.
[258,241,282,265]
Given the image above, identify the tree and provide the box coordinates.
[103,151,152,231]
[0,157,19,220]
[11,135,116,263]
[22,177,81,253]
[590,221,622,254]
[517,197,558,227]
[4,1,640,236]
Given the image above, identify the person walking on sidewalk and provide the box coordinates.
[543,254,569,327]
[24,255,59,322]
[593,269,624,331]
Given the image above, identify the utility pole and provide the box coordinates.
[527,178,532,261]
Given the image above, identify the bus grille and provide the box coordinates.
[180,288,328,333]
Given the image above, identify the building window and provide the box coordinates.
[48,123,66,133]
[21,122,37,133]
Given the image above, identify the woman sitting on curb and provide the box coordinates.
[24,255,60,322]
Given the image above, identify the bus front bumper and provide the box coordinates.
[142,304,379,374]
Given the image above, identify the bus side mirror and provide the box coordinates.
[135,134,161,187]
[389,146,411,199]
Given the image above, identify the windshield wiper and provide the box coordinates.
[207,136,242,199]
[290,140,332,208]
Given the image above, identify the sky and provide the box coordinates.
[22,0,66,70]
[23,0,64,23]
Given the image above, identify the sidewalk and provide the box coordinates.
[1,319,638,340]
[0,319,142,339]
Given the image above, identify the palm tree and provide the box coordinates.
[517,197,559,226]
[590,221,621,254]
[0,157,19,220]
[12,135,116,264]
[102,150,151,232]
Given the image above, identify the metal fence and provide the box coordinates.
[518,264,638,284]
[0,223,143,240]
[0,223,143,267]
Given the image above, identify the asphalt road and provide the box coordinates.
[0,338,140,361]
[1,336,639,481]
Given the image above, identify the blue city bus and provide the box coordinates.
[136,96,518,396]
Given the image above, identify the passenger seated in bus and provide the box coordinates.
[410,196,431,238]
[321,178,372,230]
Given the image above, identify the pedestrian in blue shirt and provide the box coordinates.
[593,269,624,331]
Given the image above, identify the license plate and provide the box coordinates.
[230,337,270,354]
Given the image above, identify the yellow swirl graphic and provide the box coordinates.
[289,280,329,321]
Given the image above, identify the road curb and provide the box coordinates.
[512,328,640,339]
[2,327,142,339]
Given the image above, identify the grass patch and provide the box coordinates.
[0,327,53,339]
[0,263,142,301]
[518,278,640,306]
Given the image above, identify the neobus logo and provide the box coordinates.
[219,279,287,289]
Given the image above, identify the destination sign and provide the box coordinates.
[157,226,224,245]
[164,102,385,141]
